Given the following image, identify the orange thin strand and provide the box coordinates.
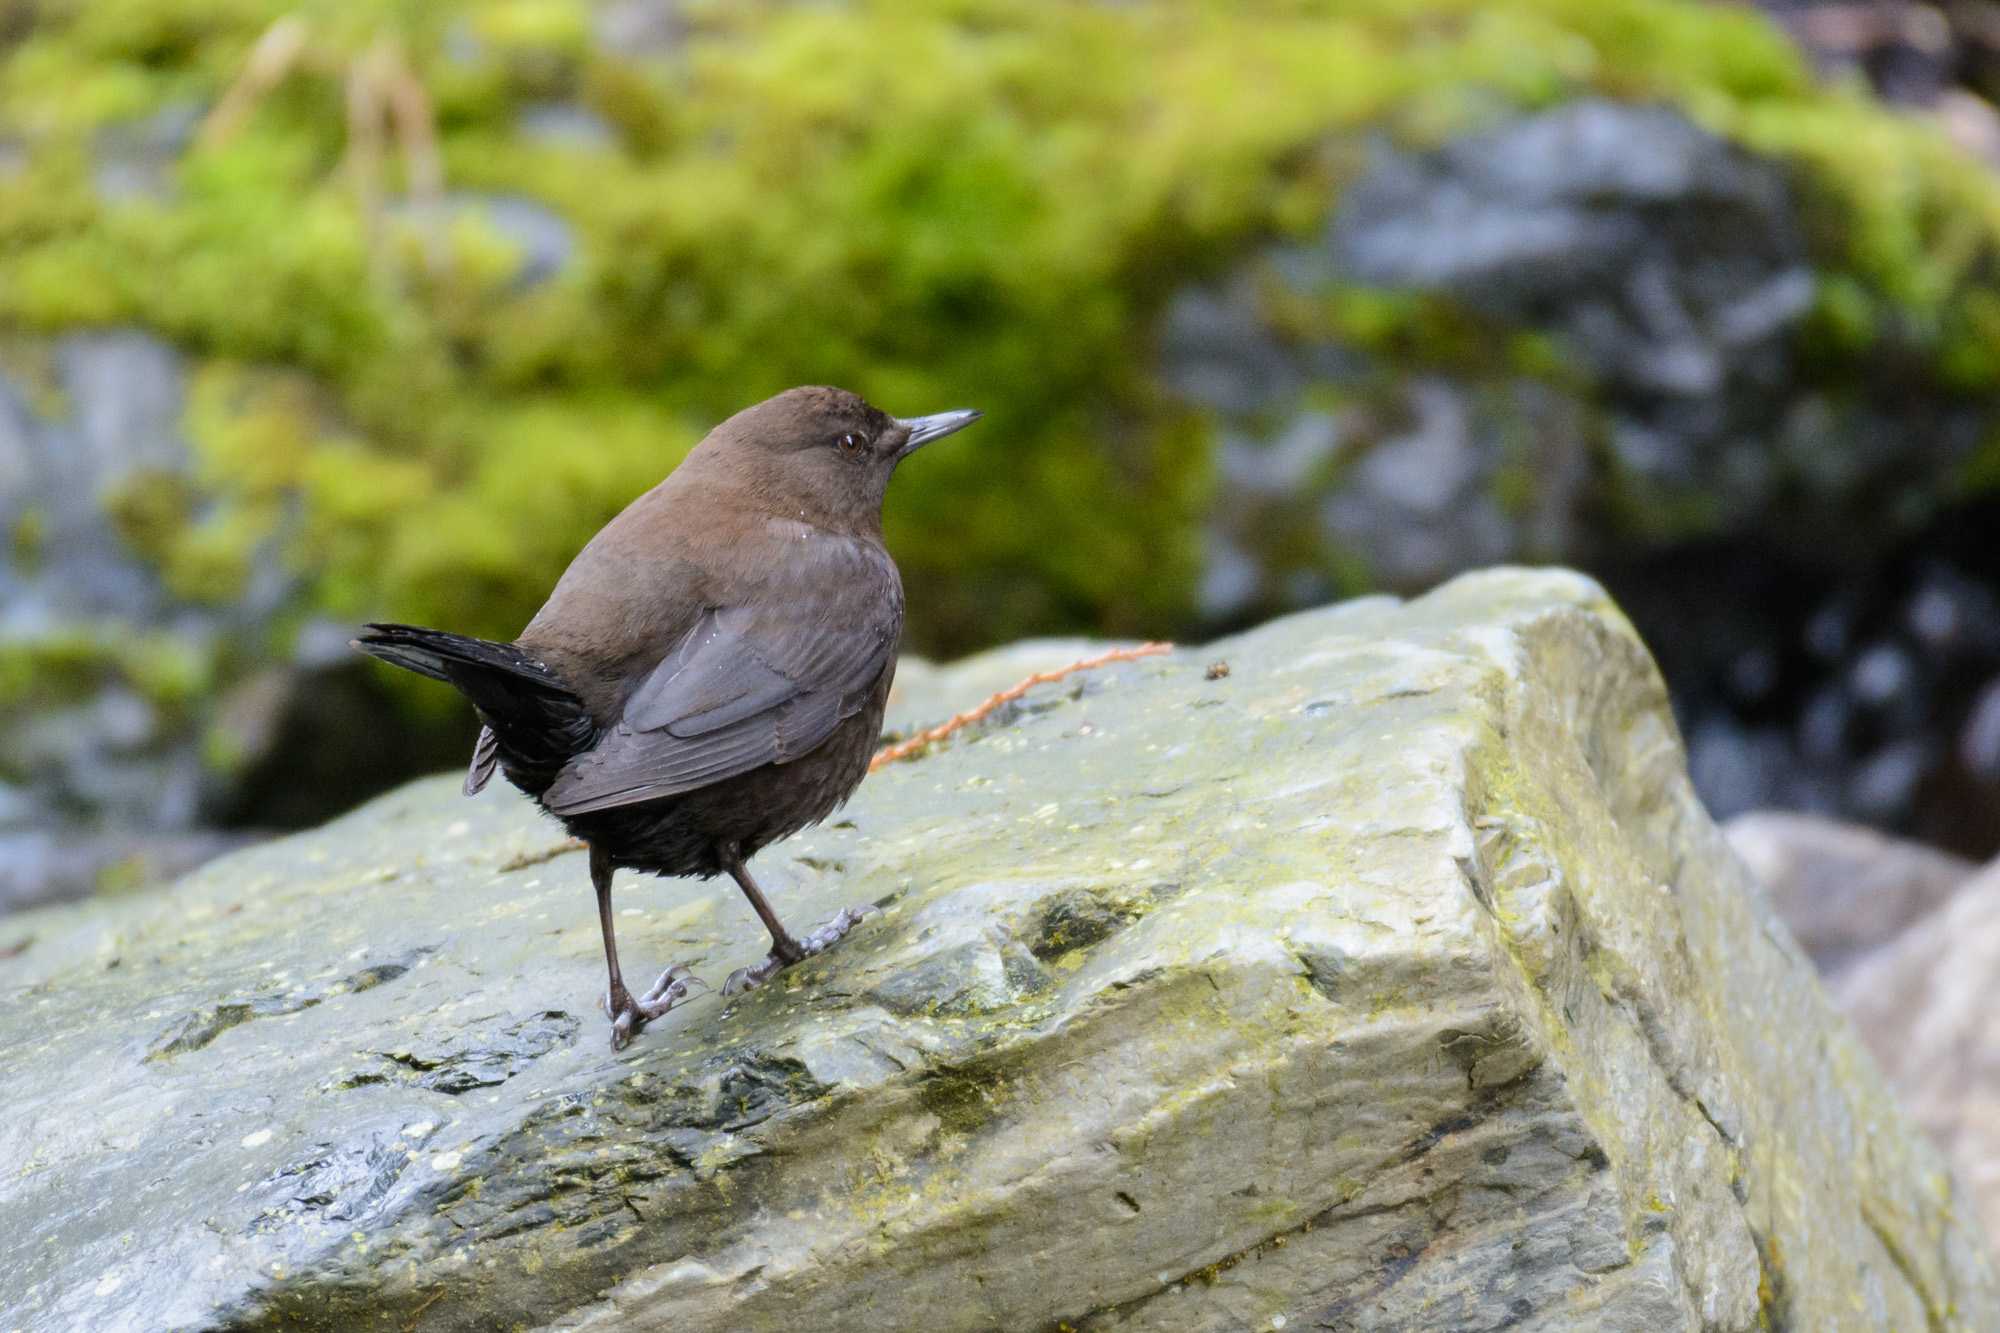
[870,641,1173,771]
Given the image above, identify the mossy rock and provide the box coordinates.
[4,0,2000,665]
[1,569,1992,1329]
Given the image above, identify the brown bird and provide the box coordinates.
[354,387,980,1047]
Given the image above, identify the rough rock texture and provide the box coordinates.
[1162,96,2000,854]
[1726,809,1977,975]
[1166,100,1821,613]
[1838,857,2000,1250]
[1,569,1992,1332]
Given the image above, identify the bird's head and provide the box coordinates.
[690,386,981,535]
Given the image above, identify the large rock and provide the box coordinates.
[1725,809,1977,975]
[0,569,1990,1331]
[1836,857,2000,1251]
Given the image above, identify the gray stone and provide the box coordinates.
[0,825,248,918]
[92,101,202,203]
[517,102,620,152]
[0,331,214,887]
[593,0,687,56]
[1725,809,1976,975]
[1330,103,1798,326]
[1848,738,1933,822]
[1217,410,1348,496]
[1158,279,1301,417]
[388,193,576,288]
[1687,720,1797,820]
[1163,97,1946,631]
[1964,678,2000,780]
[1,569,1991,1331]
[1196,532,1264,622]
[1837,857,2000,1254]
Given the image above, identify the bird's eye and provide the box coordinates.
[836,432,865,457]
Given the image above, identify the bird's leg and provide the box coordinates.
[591,843,695,1049]
[720,845,871,995]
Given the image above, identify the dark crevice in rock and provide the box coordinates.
[145,946,435,1061]
[1619,977,1741,1149]
[1456,850,1495,914]
[250,1131,424,1228]
[146,996,312,1061]
[1545,862,1744,1155]
[919,1061,1010,1139]
[1751,1225,1796,1333]
[1296,947,1346,1002]
[1864,1202,1950,1333]
[1398,1068,1543,1167]
[1027,888,1147,961]
[999,942,1054,996]
[1438,1014,1541,1093]
[597,1048,836,1136]
[354,1010,580,1095]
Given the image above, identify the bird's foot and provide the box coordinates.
[722,905,871,996]
[605,962,699,1050]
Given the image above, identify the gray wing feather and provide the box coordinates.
[628,607,803,736]
[464,725,499,796]
[542,600,895,817]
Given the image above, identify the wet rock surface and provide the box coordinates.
[2,569,1990,1332]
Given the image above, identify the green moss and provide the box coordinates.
[9,507,50,573]
[1,0,1997,664]
[0,624,215,721]
[101,468,200,566]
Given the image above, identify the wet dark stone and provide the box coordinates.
[253,1130,426,1226]
[1028,888,1141,961]
[368,1010,582,1095]
[147,948,435,1061]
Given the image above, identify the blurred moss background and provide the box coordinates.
[6,0,2000,904]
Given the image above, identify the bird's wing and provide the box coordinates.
[541,594,898,816]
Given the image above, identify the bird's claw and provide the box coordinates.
[723,905,871,996]
[801,905,871,954]
[605,962,698,1050]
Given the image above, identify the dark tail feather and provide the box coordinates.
[353,624,568,692]
[353,624,595,790]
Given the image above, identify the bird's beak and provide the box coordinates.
[895,409,982,458]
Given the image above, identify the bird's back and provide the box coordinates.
[515,466,732,724]
[500,454,904,872]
